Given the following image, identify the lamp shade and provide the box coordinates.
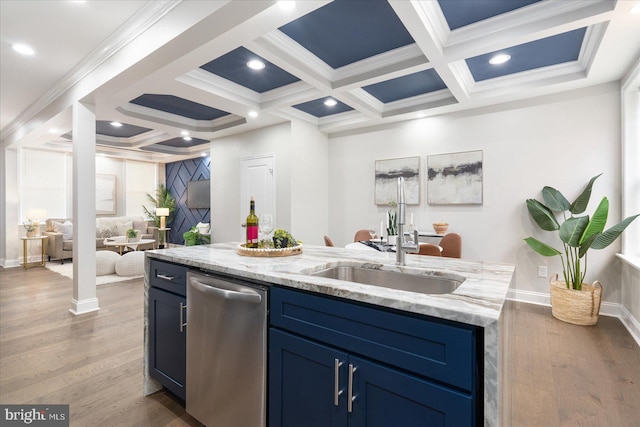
[26,209,47,219]
[155,208,170,217]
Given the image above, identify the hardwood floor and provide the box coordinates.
[1,267,639,426]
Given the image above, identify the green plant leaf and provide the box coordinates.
[590,213,640,250]
[526,199,559,231]
[559,216,589,247]
[524,237,561,256]
[569,174,602,214]
[578,233,597,258]
[542,186,570,212]
[579,197,608,245]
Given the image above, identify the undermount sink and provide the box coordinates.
[306,265,463,295]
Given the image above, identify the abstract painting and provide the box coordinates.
[375,156,420,205]
[427,150,483,204]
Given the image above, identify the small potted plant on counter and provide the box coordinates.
[524,173,639,325]
[272,229,298,249]
[183,226,211,246]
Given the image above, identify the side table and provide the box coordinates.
[158,227,171,249]
[20,235,48,269]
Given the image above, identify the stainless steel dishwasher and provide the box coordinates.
[186,271,268,427]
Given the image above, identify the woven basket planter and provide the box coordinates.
[549,274,603,326]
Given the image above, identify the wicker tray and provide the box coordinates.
[236,243,303,257]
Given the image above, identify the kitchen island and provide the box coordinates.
[143,243,515,426]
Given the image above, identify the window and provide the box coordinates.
[20,148,67,220]
[125,160,157,217]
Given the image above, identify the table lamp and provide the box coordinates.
[26,209,47,236]
[156,208,170,229]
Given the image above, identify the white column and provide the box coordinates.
[70,101,99,315]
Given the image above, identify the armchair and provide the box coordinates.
[43,218,73,264]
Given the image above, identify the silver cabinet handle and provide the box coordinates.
[190,278,262,304]
[348,363,357,413]
[179,302,187,332]
[157,273,175,281]
[334,358,344,406]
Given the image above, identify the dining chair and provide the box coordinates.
[440,233,462,258]
[353,229,371,242]
[324,235,334,247]
[417,243,442,256]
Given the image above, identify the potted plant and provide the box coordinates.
[183,227,211,246]
[143,183,177,227]
[524,174,639,325]
[126,228,140,243]
[23,220,37,237]
[273,229,298,249]
[386,202,398,245]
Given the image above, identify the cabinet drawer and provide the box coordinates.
[149,259,187,296]
[271,286,479,392]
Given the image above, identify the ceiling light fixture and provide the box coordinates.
[49,128,59,134]
[278,1,296,11]
[12,43,34,56]
[183,136,192,142]
[181,130,189,136]
[324,98,337,107]
[110,121,123,127]
[248,111,258,118]
[201,152,208,157]
[247,59,266,70]
[489,54,511,65]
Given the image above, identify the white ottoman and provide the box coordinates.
[115,251,145,276]
[96,250,120,276]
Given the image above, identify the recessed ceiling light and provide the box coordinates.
[324,98,337,107]
[278,1,296,11]
[49,128,59,134]
[110,121,123,127]
[183,136,192,142]
[416,112,426,118]
[247,59,266,70]
[201,152,208,157]
[181,130,189,136]
[248,110,258,118]
[489,54,511,65]
[12,43,34,56]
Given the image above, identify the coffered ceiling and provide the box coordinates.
[1,0,639,163]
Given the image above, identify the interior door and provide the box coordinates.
[240,154,275,235]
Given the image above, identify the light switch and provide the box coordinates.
[538,265,548,278]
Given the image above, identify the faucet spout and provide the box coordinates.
[396,177,419,265]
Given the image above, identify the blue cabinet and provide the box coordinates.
[148,260,187,401]
[269,286,481,426]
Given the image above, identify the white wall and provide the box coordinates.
[328,83,625,303]
[212,123,293,243]
[211,121,330,245]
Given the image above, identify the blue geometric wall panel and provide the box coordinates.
[165,157,211,244]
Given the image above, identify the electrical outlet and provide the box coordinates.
[538,265,548,278]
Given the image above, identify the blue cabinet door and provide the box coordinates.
[348,355,474,427]
[149,287,186,400]
[269,328,348,427]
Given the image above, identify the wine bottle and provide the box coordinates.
[246,197,259,248]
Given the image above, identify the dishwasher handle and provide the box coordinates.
[189,278,262,304]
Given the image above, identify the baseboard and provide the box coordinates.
[2,258,22,268]
[507,289,640,348]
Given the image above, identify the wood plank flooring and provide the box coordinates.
[1,267,639,426]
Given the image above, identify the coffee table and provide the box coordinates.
[103,238,155,255]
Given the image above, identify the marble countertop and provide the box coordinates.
[145,242,515,328]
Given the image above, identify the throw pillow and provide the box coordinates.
[116,220,133,237]
[96,250,120,276]
[132,219,148,234]
[53,220,73,240]
[96,225,118,238]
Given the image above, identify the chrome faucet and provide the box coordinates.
[396,177,419,266]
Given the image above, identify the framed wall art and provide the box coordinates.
[375,156,420,205]
[96,174,116,214]
[427,150,483,204]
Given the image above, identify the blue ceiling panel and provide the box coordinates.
[200,47,300,93]
[466,27,587,82]
[279,0,414,69]
[363,69,447,103]
[155,137,209,148]
[96,120,151,138]
[130,94,230,120]
[438,0,542,30]
[293,98,354,118]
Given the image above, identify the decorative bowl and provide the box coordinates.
[433,222,449,234]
